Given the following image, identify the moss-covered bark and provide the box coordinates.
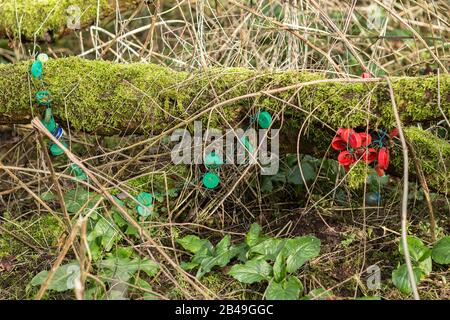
[0,0,138,40]
[0,57,448,192]
[0,57,448,133]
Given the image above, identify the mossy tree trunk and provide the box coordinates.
[0,57,449,193]
[0,0,139,41]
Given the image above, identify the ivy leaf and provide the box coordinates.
[265,276,303,300]
[40,191,55,201]
[392,264,422,295]
[139,258,160,277]
[63,188,101,214]
[284,236,321,273]
[30,262,80,292]
[432,236,450,265]
[228,259,273,284]
[287,159,316,185]
[177,235,213,255]
[399,236,429,263]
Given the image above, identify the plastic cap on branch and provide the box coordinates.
[31,60,43,78]
[52,127,64,140]
[257,111,272,129]
[36,91,51,106]
[41,115,57,133]
[69,164,88,181]
[137,192,153,206]
[202,172,220,189]
[49,141,67,157]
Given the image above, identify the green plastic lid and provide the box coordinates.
[202,172,220,189]
[137,205,153,218]
[257,111,272,129]
[204,152,222,169]
[31,60,43,78]
[36,90,51,106]
[241,136,254,153]
[42,115,57,133]
[136,192,153,206]
[49,141,67,157]
[69,164,88,181]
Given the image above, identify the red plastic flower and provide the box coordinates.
[374,165,385,177]
[331,136,347,151]
[362,72,371,79]
[362,148,377,164]
[337,128,354,142]
[389,128,399,138]
[359,132,372,146]
[338,151,356,167]
[378,147,390,170]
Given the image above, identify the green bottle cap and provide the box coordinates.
[69,164,88,181]
[257,111,272,129]
[31,60,43,78]
[42,115,57,133]
[202,172,220,189]
[49,140,67,157]
[36,90,51,106]
[137,205,152,218]
[204,152,222,169]
[136,192,153,206]
[241,136,254,153]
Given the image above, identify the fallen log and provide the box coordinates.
[0,57,448,193]
[0,0,138,41]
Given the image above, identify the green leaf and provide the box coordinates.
[273,251,286,283]
[30,262,80,292]
[177,235,213,255]
[399,236,429,263]
[418,256,432,276]
[99,256,158,282]
[432,236,450,264]
[392,264,422,295]
[180,261,199,270]
[265,276,303,300]
[139,258,160,277]
[302,288,333,300]
[287,159,316,185]
[228,259,273,284]
[63,188,101,214]
[246,223,264,247]
[249,238,285,260]
[284,236,321,273]
[40,191,55,201]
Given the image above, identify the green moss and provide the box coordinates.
[403,127,450,193]
[347,162,370,190]
[0,214,64,299]
[1,57,448,135]
[0,0,136,39]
